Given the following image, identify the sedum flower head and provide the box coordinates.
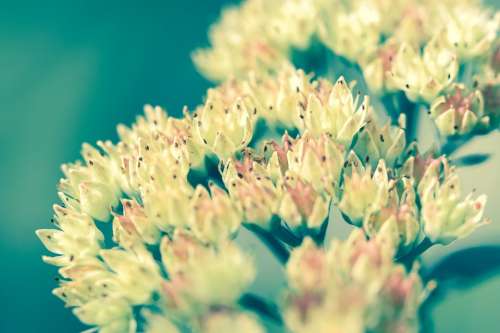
[38,60,490,332]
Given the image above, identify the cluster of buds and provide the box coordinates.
[196,0,500,136]
[36,100,263,332]
[192,0,318,81]
[417,158,489,245]
[284,232,432,333]
[38,58,491,331]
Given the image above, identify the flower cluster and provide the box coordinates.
[195,0,499,138]
[38,59,490,332]
[284,233,433,333]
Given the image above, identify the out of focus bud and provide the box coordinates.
[161,238,255,313]
[143,311,180,333]
[318,0,382,63]
[441,5,499,59]
[201,311,264,333]
[389,38,458,103]
[286,238,328,291]
[190,184,242,244]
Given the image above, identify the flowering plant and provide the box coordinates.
[38,0,498,332]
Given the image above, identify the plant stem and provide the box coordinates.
[244,223,290,264]
[239,293,283,325]
[397,238,433,269]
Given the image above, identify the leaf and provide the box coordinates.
[424,245,500,285]
[452,153,491,167]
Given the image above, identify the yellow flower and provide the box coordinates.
[430,84,487,136]
[222,155,281,227]
[298,77,369,145]
[201,311,264,333]
[194,89,255,159]
[420,164,489,245]
[339,159,393,226]
[388,37,458,103]
[189,183,242,244]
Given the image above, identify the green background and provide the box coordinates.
[0,0,499,332]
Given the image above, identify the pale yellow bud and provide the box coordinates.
[190,184,242,244]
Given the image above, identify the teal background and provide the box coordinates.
[0,0,499,332]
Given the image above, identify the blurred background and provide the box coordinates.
[0,0,499,332]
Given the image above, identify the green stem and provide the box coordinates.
[244,223,290,264]
[239,293,283,325]
[397,238,433,269]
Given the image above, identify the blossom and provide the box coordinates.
[339,158,393,226]
[430,84,487,136]
[283,231,431,333]
[161,233,256,313]
[388,38,458,103]
[194,88,255,159]
[200,311,264,333]
[419,163,489,245]
[298,77,369,145]
[222,154,281,227]
[189,183,242,244]
[278,175,331,230]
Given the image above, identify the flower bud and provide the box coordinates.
[364,178,421,256]
[354,120,406,167]
[420,169,489,245]
[299,77,369,146]
[161,237,255,312]
[287,133,345,198]
[278,176,330,230]
[74,297,134,332]
[339,159,392,226]
[222,156,281,227]
[201,311,264,333]
[388,38,458,103]
[431,85,487,137]
[194,92,255,159]
[189,184,242,244]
